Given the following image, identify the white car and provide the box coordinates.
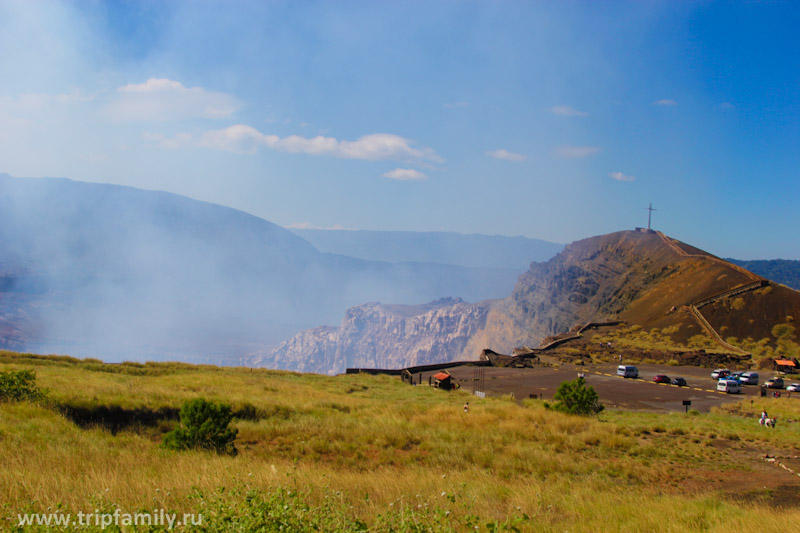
[717,379,741,394]
[787,383,800,393]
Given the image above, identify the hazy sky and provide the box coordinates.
[1,1,798,259]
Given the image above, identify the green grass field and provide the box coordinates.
[1,351,799,531]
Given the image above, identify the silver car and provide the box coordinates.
[739,372,759,385]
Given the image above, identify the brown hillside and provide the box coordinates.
[700,284,800,347]
[467,229,799,357]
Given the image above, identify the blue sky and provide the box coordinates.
[1,1,798,259]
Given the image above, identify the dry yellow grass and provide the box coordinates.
[1,353,800,531]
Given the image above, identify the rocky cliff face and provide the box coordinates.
[479,230,681,351]
[249,298,491,374]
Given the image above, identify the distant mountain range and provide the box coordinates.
[290,229,562,270]
[0,174,554,363]
[726,259,800,291]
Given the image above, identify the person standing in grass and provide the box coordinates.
[464,402,469,413]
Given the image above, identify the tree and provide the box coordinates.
[546,376,604,415]
[163,398,238,455]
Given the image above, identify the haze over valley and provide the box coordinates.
[0,173,559,364]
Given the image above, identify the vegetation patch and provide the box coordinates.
[3,352,800,530]
[0,369,45,403]
[163,398,238,455]
[544,376,604,415]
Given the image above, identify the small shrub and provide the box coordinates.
[163,398,238,455]
[545,377,604,415]
[0,370,44,403]
[232,402,263,420]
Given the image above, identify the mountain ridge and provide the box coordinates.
[290,228,562,269]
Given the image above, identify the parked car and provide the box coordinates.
[617,365,639,378]
[787,383,800,393]
[717,379,741,394]
[764,377,785,389]
[653,374,671,384]
[739,372,759,385]
[711,369,731,380]
[672,377,687,387]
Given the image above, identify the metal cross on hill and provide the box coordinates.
[646,203,657,230]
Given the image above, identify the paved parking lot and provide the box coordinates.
[411,363,792,413]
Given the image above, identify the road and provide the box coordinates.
[410,363,789,413]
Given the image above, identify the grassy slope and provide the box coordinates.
[1,352,800,531]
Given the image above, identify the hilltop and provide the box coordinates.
[262,229,800,372]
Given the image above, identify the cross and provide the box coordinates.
[646,203,657,230]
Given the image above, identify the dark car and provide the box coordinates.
[653,374,671,384]
[672,377,687,387]
[711,369,731,380]
[765,377,785,389]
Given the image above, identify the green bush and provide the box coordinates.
[163,398,238,455]
[0,369,44,402]
[545,377,604,415]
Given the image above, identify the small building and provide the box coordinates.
[774,359,798,374]
[432,371,454,390]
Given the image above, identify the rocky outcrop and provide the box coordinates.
[248,297,491,374]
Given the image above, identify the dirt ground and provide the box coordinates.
[409,362,800,506]
[411,362,798,413]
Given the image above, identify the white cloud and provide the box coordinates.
[554,145,601,159]
[654,99,678,106]
[118,78,184,93]
[609,171,635,182]
[150,125,443,162]
[382,168,427,180]
[486,149,526,161]
[548,105,587,117]
[107,78,239,121]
